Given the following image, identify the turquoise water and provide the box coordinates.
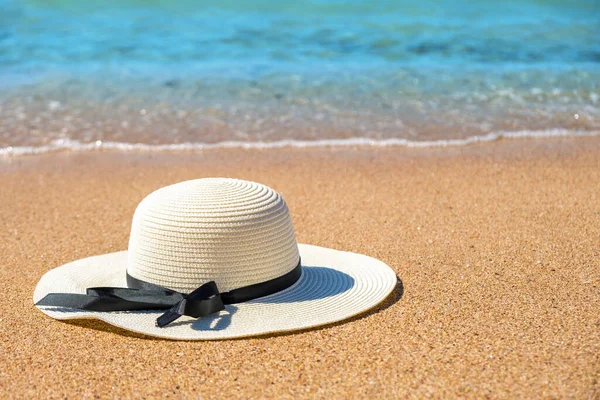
[0,0,599,153]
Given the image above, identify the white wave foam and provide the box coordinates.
[1,129,599,157]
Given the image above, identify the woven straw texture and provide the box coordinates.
[34,245,397,340]
[33,178,397,339]
[128,178,300,293]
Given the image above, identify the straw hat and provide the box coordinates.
[33,178,397,340]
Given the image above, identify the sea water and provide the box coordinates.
[0,0,599,155]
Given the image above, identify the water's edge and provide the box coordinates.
[1,129,598,157]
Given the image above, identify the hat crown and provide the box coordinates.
[126,178,300,293]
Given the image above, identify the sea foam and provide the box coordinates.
[1,129,598,157]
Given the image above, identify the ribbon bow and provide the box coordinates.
[36,259,302,328]
[36,281,225,327]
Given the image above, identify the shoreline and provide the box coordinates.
[1,137,599,398]
[1,128,599,157]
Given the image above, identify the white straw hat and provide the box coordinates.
[33,178,397,340]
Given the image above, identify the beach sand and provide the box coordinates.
[0,137,599,398]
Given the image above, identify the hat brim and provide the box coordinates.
[33,244,397,340]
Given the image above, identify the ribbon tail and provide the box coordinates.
[156,299,187,327]
[35,288,184,312]
[86,287,183,306]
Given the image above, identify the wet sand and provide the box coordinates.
[0,137,599,398]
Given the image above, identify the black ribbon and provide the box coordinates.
[36,259,302,328]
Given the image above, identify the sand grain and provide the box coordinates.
[1,138,599,399]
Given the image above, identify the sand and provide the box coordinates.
[0,137,599,399]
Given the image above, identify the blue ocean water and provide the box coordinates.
[0,0,599,153]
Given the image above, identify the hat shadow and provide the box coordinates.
[252,265,356,303]
[61,266,403,340]
[178,265,355,332]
